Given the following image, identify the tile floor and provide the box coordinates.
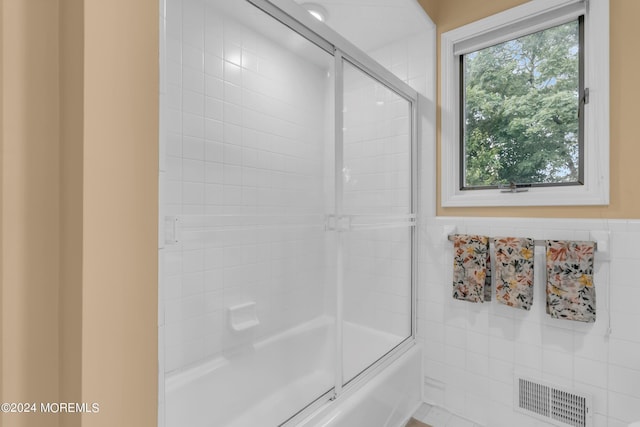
[405,418,431,427]
[411,403,482,427]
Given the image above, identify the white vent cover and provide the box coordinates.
[514,377,592,427]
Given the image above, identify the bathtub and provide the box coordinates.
[298,342,422,427]
[164,316,422,427]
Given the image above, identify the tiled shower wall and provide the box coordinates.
[421,217,640,427]
[339,32,434,338]
[159,0,332,374]
[159,0,436,376]
[158,0,435,376]
[366,31,437,356]
[340,65,413,337]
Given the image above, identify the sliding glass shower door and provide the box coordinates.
[161,1,337,426]
[161,1,417,425]
[338,59,415,386]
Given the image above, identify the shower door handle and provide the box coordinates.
[164,216,179,245]
[326,214,415,231]
[324,214,351,232]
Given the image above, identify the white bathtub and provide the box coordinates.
[165,316,422,427]
[299,343,422,427]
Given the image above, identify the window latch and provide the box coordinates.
[582,87,590,105]
[499,182,530,193]
[578,88,589,118]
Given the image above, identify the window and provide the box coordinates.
[441,0,609,207]
[461,19,583,189]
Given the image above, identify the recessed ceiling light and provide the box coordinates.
[302,3,328,22]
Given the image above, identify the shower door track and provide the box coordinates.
[243,0,420,425]
[246,0,418,102]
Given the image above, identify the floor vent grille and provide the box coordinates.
[515,377,592,427]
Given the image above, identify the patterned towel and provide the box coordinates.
[494,237,535,310]
[452,234,491,303]
[546,240,596,322]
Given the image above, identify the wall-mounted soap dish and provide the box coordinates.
[227,301,260,332]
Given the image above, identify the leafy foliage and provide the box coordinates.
[462,20,581,188]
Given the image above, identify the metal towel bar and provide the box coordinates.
[447,234,597,251]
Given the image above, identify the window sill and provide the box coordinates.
[442,183,609,207]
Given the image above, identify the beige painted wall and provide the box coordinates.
[418,0,640,218]
[81,0,158,425]
[1,1,61,426]
[2,0,634,426]
[1,0,158,426]
[59,0,83,426]
[0,0,4,418]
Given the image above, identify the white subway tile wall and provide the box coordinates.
[421,217,640,426]
[159,0,430,376]
[339,32,433,342]
[340,61,413,338]
[368,32,437,372]
[158,0,435,424]
[160,0,333,373]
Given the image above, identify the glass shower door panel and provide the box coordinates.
[342,62,412,216]
[340,60,413,386]
[162,1,335,426]
[341,227,412,383]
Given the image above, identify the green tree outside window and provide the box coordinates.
[462,19,581,189]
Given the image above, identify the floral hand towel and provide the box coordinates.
[546,240,596,323]
[452,234,491,303]
[494,237,535,310]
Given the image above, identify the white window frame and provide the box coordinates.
[441,0,609,207]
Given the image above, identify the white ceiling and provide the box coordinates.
[293,0,433,52]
